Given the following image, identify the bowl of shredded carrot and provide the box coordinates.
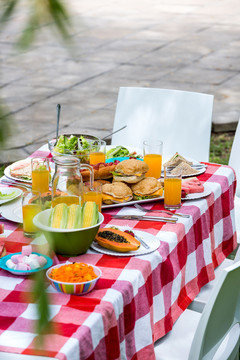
[46,262,102,295]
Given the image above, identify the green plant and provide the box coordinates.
[0,0,72,49]
[0,0,73,343]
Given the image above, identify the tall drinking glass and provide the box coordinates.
[164,166,182,210]
[89,140,106,165]
[83,182,102,212]
[143,140,163,178]
[31,157,50,193]
[22,190,42,238]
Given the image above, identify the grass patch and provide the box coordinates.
[209,132,234,165]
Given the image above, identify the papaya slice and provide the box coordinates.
[95,228,141,252]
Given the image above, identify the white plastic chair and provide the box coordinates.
[154,261,240,360]
[229,119,240,198]
[111,87,214,162]
[188,119,240,313]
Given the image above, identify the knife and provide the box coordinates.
[112,215,178,223]
[134,234,150,249]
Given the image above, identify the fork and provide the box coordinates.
[0,179,32,190]
[134,203,190,218]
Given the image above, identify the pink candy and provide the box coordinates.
[16,263,29,271]
[38,256,47,267]
[22,245,32,256]
[6,245,48,272]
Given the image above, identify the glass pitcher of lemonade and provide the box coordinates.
[51,156,94,207]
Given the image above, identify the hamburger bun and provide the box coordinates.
[113,159,149,184]
[102,182,133,204]
[131,177,163,200]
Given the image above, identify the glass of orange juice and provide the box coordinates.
[31,157,50,193]
[22,190,42,238]
[89,140,106,165]
[83,182,102,212]
[143,140,163,178]
[164,166,182,210]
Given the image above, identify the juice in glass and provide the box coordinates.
[164,177,182,209]
[83,191,102,212]
[143,140,163,179]
[144,154,162,178]
[89,140,106,165]
[32,168,50,193]
[52,195,80,208]
[31,158,50,193]
[90,151,106,165]
[22,204,42,234]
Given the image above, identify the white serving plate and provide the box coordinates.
[0,197,23,223]
[4,159,55,183]
[91,226,160,256]
[0,187,23,205]
[102,184,212,209]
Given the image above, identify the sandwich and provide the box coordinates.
[163,152,193,168]
[102,182,133,204]
[112,159,149,184]
[10,159,32,181]
[131,177,163,200]
[80,161,118,181]
[170,162,199,176]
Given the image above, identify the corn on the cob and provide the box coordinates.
[74,205,82,228]
[49,203,68,228]
[81,201,99,228]
[66,204,78,229]
[49,201,98,229]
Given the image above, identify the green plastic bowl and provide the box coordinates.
[33,209,104,256]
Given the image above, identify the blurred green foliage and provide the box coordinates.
[0,0,72,49]
[0,0,73,344]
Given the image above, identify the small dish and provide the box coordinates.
[106,156,143,163]
[0,187,23,205]
[0,252,53,276]
[46,263,101,295]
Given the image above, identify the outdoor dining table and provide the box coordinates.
[0,144,237,360]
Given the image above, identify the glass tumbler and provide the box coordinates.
[143,140,163,178]
[22,190,41,238]
[164,166,182,210]
[31,157,50,194]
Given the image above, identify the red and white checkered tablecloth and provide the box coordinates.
[0,146,237,360]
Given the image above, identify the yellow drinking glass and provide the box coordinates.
[22,190,42,238]
[143,140,163,178]
[31,157,50,193]
[83,182,102,212]
[89,140,106,165]
[164,166,182,210]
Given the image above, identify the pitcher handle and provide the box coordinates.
[80,164,94,190]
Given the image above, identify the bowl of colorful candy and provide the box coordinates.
[46,262,102,295]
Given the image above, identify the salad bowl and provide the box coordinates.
[48,134,101,163]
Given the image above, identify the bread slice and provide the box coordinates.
[163,152,193,167]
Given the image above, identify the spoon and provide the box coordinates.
[55,104,61,143]
[102,125,127,141]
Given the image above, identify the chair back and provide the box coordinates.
[111,87,214,162]
[188,261,240,359]
[229,119,240,198]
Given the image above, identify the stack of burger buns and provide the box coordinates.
[101,159,163,204]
